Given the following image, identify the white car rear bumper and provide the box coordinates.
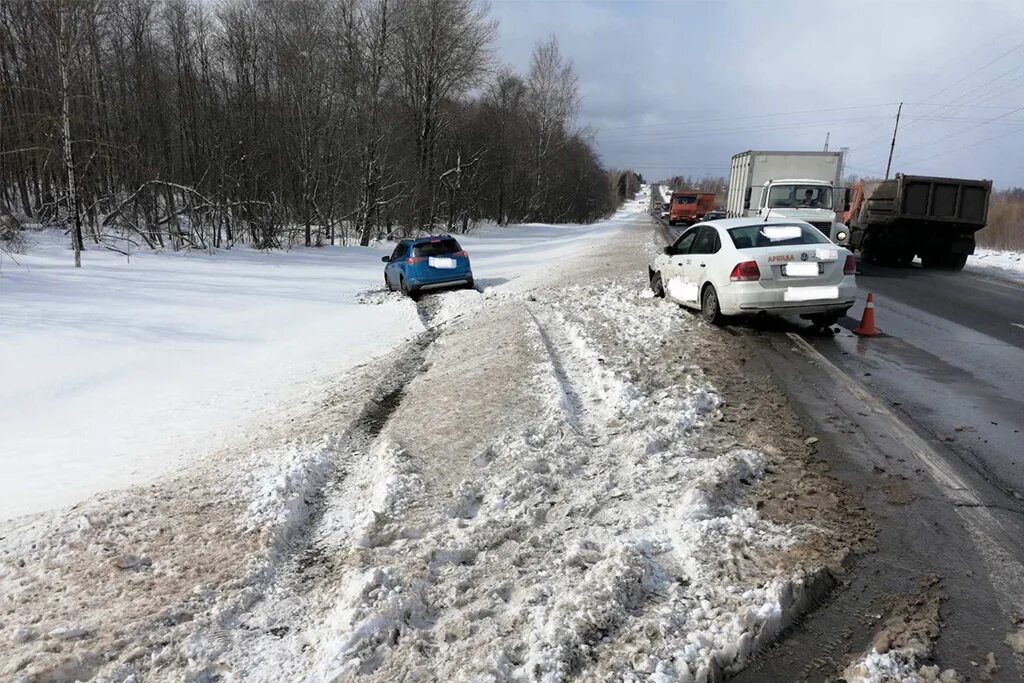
[718,279,857,317]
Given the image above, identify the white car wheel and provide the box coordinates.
[701,285,726,326]
[649,269,665,298]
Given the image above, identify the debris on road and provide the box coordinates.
[839,576,959,683]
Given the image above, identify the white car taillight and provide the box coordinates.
[729,261,761,281]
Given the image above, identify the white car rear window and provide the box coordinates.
[728,224,829,250]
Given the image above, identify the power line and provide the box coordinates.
[917,39,1024,104]
[901,102,1024,110]
[896,63,1024,139]
[598,116,889,143]
[590,103,898,133]
[855,103,1024,173]
[845,33,1024,154]
[894,126,1022,168]
[893,103,1024,161]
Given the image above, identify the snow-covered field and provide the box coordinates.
[966,247,1024,282]
[0,219,617,520]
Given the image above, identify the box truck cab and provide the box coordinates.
[668,191,716,226]
[748,179,849,244]
[727,151,851,245]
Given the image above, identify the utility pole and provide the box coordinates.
[823,131,830,152]
[885,102,903,180]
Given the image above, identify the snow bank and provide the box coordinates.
[193,273,813,683]
[842,647,960,683]
[238,438,336,556]
[3,204,837,681]
[432,281,817,682]
[966,247,1024,282]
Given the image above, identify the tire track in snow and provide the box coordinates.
[294,328,440,577]
[180,329,442,680]
[526,302,640,440]
[526,306,588,434]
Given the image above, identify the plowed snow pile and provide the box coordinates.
[1,204,866,682]
[966,247,1024,282]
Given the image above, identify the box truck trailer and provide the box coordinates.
[726,150,849,244]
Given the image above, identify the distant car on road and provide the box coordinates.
[648,218,856,327]
[383,235,474,297]
[660,202,670,220]
[703,210,727,221]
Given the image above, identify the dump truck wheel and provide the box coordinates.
[860,233,878,264]
[947,253,968,271]
[893,249,915,267]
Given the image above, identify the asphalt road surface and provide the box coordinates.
[655,214,1024,679]
[664,216,1024,501]
[816,262,1024,502]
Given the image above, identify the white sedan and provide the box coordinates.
[649,218,857,326]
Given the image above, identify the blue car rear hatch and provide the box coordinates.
[405,236,472,288]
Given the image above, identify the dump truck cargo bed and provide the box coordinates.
[860,174,991,227]
[848,174,992,270]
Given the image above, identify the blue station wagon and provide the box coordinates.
[382,235,474,297]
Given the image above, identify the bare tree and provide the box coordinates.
[0,0,620,263]
[393,0,495,229]
[46,0,98,266]
[353,0,393,245]
[525,35,579,220]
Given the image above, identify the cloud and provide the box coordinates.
[489,0,1024,186]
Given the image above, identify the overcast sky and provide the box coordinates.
[488,0,1024,187]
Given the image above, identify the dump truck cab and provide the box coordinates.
[668,191,716,226]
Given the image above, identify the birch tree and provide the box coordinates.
[525,36,580,221]
[49,0,97,267]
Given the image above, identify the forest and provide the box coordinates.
[0,0,625,263]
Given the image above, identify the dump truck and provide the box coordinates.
[843,174,992,270]
[668,191,716,226]
[726,150,850,244]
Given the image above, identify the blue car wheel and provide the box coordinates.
[400,275,419,299]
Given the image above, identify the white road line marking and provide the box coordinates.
[784,332,1024,631]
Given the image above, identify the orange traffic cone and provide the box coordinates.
[853,292,881,336]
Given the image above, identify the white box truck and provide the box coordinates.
[726,150,850,244]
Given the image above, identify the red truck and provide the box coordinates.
[668,191,716,226]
